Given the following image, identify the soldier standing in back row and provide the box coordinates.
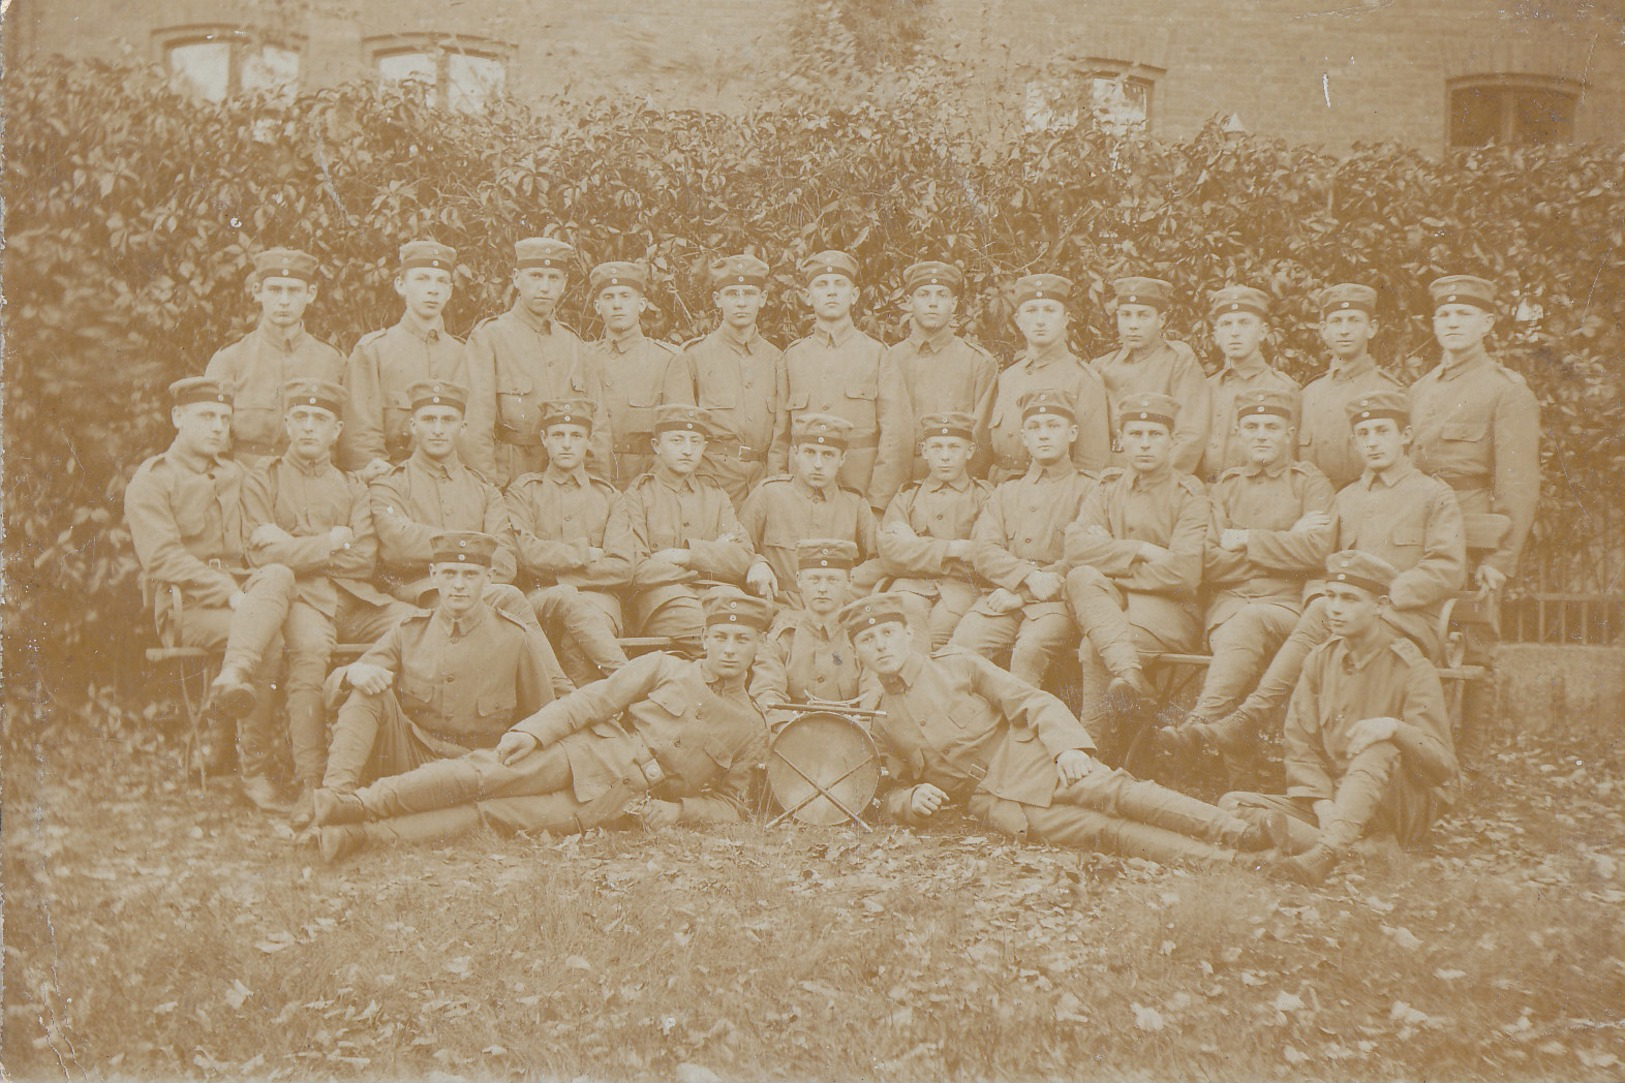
[1298,283,1400,491]
[1092,277,1210,476]
[465,237,608,487]
[583,261,680,489]
[205,248,344,469]
[1199,285,1300,480]
[767,250,912,513]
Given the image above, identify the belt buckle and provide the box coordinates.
[206,557,224,571]
[640,758,666,786]
[968,762,988,782]
[736,445,753,461]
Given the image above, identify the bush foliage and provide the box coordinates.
[5,60,1622,724]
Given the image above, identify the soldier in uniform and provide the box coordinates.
[310,587,771,861]
[1197,389,1466,763]
[1091,277,1210,476]
[465,237,608,487]
[582,261,680,489]
[662,254,780,506]
[123,377,296,811]
[1064,392,1208,763]
[1156,389,1335,781]
[985,274,1110,481]
[739,414,881,607]
[623,405,755,651]
[504,398,635,686]
[750,539,864,716]
[878,411,993,648]
[1298,283,1400,490]
[767,250,911,513]
[340,240,474,479]
[204,247,344,469]
[1220,551,1457,886]
[950,390,1097,687]
[844,594,1280,867]
[1409,275,1541,594]
[1199,285,1300,480]
[242,379,415,826]
[883,260,999,480]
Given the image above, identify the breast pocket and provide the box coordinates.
[703,735,737,771]
[1390,525,1424,553]
[398,676,434,713]
[785,390,810,412]
[645,683,690,721]
[1441,419,1488,444]
[172,483,215,540]
[476,690,517,728]
[844,377,878,404]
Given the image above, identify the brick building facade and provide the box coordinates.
[6,0,1623,151]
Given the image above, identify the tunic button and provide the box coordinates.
[673,737,683,747]
[816,675,826,683]
[934,514,944,520]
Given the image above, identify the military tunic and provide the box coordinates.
[767,319,912,510]
[204,324,344,465]
[749,610,862,708]
[368,450,520,600]
[878,475,992,646]
[884,326,999,478]
[339,313,474,470]
[662,325,781,506]
[585,329,681,489]
[1298,353,1401,490]
[1091,339,1211,476]
[1199,357,1301,479]
[737,475,881,604]
[985,343,1110,480]
[623,465,754,636]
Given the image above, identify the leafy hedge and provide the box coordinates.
[5,59,1622,729]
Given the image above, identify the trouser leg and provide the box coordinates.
[532,585,628,684]
[1065,567,1142,676]
[1011,612,1076,688]
[355,804,487,852]
[1077,637,1115,750]
[219,565,295,677]
[355,742,575,820]
[1219,790,1322,854]
[1063,767,1256,847]
[1226,599,1331,734]
[1319,742,1403,851]
[946,609,1018,664]
[929,580,978,650]
[283,602,338,784]
[640,593,706,654]
[482,583,543,633]
[321,689,441,792]
[973,795,1241,869]
[1192,605,1297,721]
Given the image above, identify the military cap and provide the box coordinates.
[1324,549,1398,596]
[702,585,773,631]
[710,254,770,289]
[253,247,318,283]
[652,403,712,437]
[797,538,860,571]
[1117,391,1178,430]
[1112,276,1173,311]
[837,592,911,638]
[430,530,499,567]
[1012,273,1072,310]
[515,237,575,270]
[409,380,469,414]
[1430,275,1496,313]
[589,261,648,296]
[1318,282,1378,316]
[1234,387,1295,421]
[799,250,860,286]
[903,260,964,295]
[169,376,233,408]
[1345,388,1409,427]
[1019,388,1078,423]
[1208,284,1271,320]
[539,398,597,433]
[282,378,344,416]
[917,411,977,443]
[399,239,456,272]
[792,413,853,449]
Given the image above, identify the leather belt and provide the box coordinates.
[497,421,543,448]
[845,434,879,451]
[708,440,765,463]
[967,761,988,782]
[615,432,654,455]
[627,732,666,786]
[233,438,279,457]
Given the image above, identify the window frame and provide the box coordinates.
[153,25,304,102]
[1446,74,1581,148]
[363,33,515,111]
[1023,60,1161,135]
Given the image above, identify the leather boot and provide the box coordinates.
[209,667,258,720]
[289,780,318,831]
[1272,843,1341,886]
[242,773,291,814]
[318,824,368,863]
[313,787,368,826]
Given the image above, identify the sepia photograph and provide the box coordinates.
[2,1,1623,1079]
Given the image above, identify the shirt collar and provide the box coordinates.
[606,325,645,353]
[544,463,591,488]
[924,474,972,493]
[398,310,444,342]
[791,474,832,502]
[698,656,747,693]
[908,322,957,353]
[256,322,308,352]
[1128,462,1173,489]
[1022,340,1071,369]
[1240,457,1290,479]
[717,323,760,352]
[1217,351,1268,380]
[410,447,459,480]
[1027,458,1078,482]
[168,443,218,475]
[283,450,332,478]
[1337,628,1393,672]
[1127,337,1168,363]
[879,649,925,695]
[512,303,554,334]
[812,316,857,348]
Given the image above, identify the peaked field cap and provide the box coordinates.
[904,260,964,294]
[652,403,712,437]
[710,254,770,288]
[409,380,469,414]
[515,237,575,269]
[1209,284,1271,319]
[702,585,772,630]
[1345,388,1409,427]
[793,412,854,448]
[170,376,232,407]
[254,247,318,283]
[590,260,648,295]
[1430,275,1496,312]
[1019,388,1078,422]
[430,530,499,567]
[282,378,344,415]
[918,411,978,442]
[399,239,456,271]
[539,398,597,432]
[1117,391,1178,430]
[1112,276,1173,310]
[797,538,860,570]
[799,250,860,285]
[1013,273,1072,310]
[1319,282,1378,316]
[1325,549,1398,595]
[1234,387,1295,420]
[838,592,911,638]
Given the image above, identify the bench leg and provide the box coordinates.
[175,655,230,789]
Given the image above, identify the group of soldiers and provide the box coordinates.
[124,236,1540,886]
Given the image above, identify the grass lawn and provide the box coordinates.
[4,722,1624,1081]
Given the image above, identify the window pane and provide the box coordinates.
[1515,88,1575,145]
[1088,75,1148,133]
[1023,80,1078,133]
[1450,85,1502,147]
[169,41,230,103]
[447,53,505,112]
[378,51,437,87]
[241,44,299,99]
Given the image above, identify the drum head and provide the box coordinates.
[766,711,881,826]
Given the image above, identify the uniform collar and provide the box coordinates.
[878,649,925,695]
[1026,457,1077,482]
[605,325,645,354]
[1240,457,1290,479]
[1335,627,1393,672]
[398,310,445,342]
[434,602,487,638]
[1021,340,1071,369]
[811,316,857,348]
[1327,352,1376,380]
[924,473,972,493]
[1440,344,1492,380]
[1126,337,1169,363]
[1217,351,1268,380]
[282,450,332,478]
[792,473,834,502]
[717,323,760,351]
[1128,462,1173,489]
[544,463,591,488]
[167,442,220,475]
[1360,458,1416,490]
[512,303,554,334]
[800,610,841,638]
[653,463,698,492]
[256,322,308,352]
[699,656,747,693]
[907,323,957,353]
[409,447,461,480]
